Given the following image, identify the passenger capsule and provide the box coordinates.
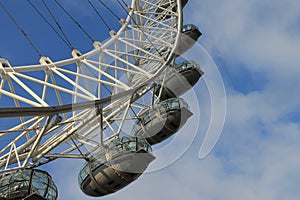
[78,136,155,197]
[175,24,202,56]
[133,98,193,145]
[0,169,58,200]
[155,60,203,100]
[156,0,189,19]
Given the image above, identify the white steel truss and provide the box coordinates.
[0,0,182,173]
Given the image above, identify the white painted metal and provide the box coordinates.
[0,0,183,173]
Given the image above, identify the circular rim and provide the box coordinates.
[0,0,183,173]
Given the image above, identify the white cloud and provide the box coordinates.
[186,0,300,71]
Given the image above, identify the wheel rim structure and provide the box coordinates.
[0,0,183,173]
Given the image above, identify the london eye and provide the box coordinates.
[0,0,203,199]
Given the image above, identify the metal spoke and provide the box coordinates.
[0,0,182,173]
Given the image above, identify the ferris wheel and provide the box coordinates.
[0,0,203,199]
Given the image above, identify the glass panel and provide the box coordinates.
[33,171,48,184]
[12,170,31,181]
[0,185,8,198]
[78,164,89,183]
[0,175,10,186]
[46,187,57,200]
[128,141,137,151]
[182,24,199,33]
[31,181,47,196]
[8,181,30,198]
[46,181,58,200]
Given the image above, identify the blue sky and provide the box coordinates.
[1,0,300,199]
